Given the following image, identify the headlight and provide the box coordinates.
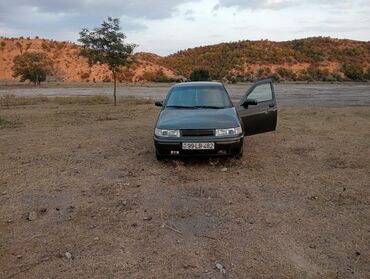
[155,128,180,137]
[215,126,242,137]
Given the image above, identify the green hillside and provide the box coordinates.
[162,37,370,82]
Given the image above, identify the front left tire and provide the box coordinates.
[155,150,165,161]
[234,143,244,159]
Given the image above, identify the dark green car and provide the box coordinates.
[154,79,277,160]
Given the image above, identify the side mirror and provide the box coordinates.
[155,100,163,107]
[241,98,258,107]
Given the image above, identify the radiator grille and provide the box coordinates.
[181,129,215,136]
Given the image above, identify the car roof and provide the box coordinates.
[173,81,224,88]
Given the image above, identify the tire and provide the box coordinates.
[235,145,244,159]
[156,151,165,161]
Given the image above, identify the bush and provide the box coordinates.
[117,67,134,82]
[320,68,330,81]
[365,68,370,80]
[80,72,90,80]
[255,67,272,80]
[275,67,296,81]
[333,73,344,82]
[306,65,331,81]
[12,52,52,85]
[224,74,237,84]
[190,69,210,81]
[142,71,156,81]
[342,63,364,81]
[156,75,174,82]
[270,73,280,82]
[15,42,22,49]
[41,41,50,51]
[102,75,111,82]
[142,69,173,82]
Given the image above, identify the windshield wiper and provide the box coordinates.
[166,105,196,109]
[194,105,225,109]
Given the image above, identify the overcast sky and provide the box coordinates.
[0,0,369,55]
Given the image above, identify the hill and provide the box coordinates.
[0,37,369,83]
[0,37,176,83]
[163,37,370,82]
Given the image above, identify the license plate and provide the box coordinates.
[182,142,215,150]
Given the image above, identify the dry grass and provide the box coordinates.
[53,95,111,105]
[0,94,154,108]
[0,102,369,278]
[119,96,153,105]
[0,94,112,107]
[0,94,49,107]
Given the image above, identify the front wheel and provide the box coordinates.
[234,145,244,159]
[156,151,165,161]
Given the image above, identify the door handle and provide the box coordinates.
[267,103,276,113]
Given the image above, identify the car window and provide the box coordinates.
[166,86,232,108]
[248,83,273,102]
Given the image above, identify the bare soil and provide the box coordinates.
[0,101,369,278]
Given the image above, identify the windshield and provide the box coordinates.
[166,85,232,109]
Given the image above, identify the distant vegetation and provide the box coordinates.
[163,37,370,82]
[190,69,210,81]
[142,69,174,82]
[1,36,369,83]
[12,52,52,85]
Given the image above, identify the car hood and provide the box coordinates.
[156,107,240,130]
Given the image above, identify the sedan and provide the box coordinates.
[153,79,277,160]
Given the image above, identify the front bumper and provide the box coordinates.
[154,135,244,157]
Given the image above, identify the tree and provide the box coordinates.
[12,52,51,85]
[79,17,137,105]
[190,69,210,81]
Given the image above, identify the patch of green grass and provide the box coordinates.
[0,115,22,129]
[0,116,9,126]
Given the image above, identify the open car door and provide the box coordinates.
[236,79,277,136]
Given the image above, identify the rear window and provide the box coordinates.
[166,85,232,108]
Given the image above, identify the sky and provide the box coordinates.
[0,0,369,55]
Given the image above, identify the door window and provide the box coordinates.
[248,83,273,102]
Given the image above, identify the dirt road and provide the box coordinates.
[0,100,369,278]
[1,82,370,107]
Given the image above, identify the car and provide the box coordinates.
[153,79,277,160]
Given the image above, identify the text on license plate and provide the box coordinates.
[182,142,215,150]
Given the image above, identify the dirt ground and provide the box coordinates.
[0,100,369,278]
